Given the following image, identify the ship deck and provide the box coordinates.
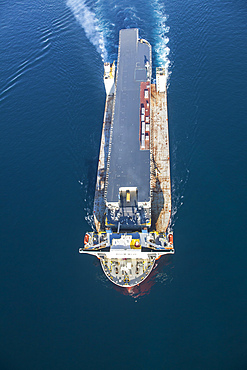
[105,29,151,204]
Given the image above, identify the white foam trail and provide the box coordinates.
[84,207,95,230]
[152,0,171,79]
[170,167,190,228]
[66,0,108,61]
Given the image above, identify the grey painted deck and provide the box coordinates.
[106,29,151,203]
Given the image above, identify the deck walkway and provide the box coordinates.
[150,84,171,232]
[93,94,114,231]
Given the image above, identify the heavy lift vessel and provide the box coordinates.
[79,29,174,287]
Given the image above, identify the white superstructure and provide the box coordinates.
[104,62,115,96]
[156,67,167,93]
[80,229,174,287]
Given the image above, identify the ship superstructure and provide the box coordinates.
[80,29,174,288]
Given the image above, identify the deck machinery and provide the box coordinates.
[80,29,174,287]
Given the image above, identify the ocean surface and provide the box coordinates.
[1,0,247,369]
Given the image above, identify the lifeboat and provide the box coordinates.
[168,234,173,244]
[84,233,89,245]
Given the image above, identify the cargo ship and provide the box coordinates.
[79,29,174,288]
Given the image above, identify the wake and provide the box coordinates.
[66,0,108,61]
[151,0,171,79]
[66,0,170,77]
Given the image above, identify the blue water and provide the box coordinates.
[1,0,247,369]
